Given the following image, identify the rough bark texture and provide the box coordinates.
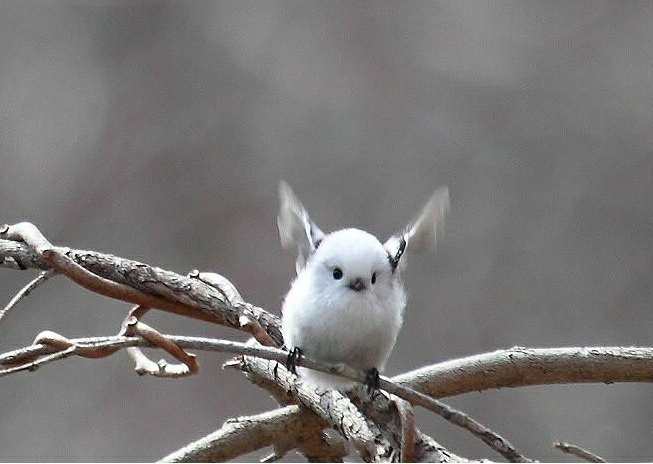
[393,347,653,398]
[0,240,283,345]
[160,406,338,463]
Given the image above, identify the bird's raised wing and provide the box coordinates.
[384,186,450,272]
[277,181,326,274]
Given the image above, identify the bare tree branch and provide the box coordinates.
[370,382,529,462]
[2,328,652,461]
[159,405,346,463]
[123,314,200,377]
[0,269,55,324]
[2,223,652,462]
[2,337,649,462]
[231,354,389,462]
[0,308,652,461]
[393,346,653,397]
[391,398,416,463]
[553,441,606,463]
[4,335,652,393]
[233,354,499,462]
[0,227,282,345]
[0,332,444,461]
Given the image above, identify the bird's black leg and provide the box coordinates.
[364,367,380,394]
[286,347,302,375]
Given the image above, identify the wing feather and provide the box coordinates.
[277,181,325,273]
[384,187,450,271]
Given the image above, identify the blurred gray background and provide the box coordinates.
[1,1,651,461]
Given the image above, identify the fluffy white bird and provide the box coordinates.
[278,181,449,390]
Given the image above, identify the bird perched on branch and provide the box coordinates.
[278,181,449,391]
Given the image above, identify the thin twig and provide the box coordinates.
[0,269,56,325]
[377,377,530,462]
[123,313,199,377]
[33,330,123,359]
[259,451,282,463]
[239,315,277,347]
[0,345,79,376]
[553,441,606,463]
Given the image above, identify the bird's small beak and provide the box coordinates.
[348,278,366,292]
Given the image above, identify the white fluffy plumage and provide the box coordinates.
[278,182,449,390]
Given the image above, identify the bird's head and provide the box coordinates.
[307,228,393,296]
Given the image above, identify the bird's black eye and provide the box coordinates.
[332,267,343,280]
[371,272,377,285]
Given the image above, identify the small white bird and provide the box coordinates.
[278,181,449,391]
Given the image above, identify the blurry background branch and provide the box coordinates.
[553,441,607,463]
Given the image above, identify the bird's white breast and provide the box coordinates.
[282,267,405,389]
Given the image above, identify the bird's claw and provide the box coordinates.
[364,367,380,394]
[286,347,302,374]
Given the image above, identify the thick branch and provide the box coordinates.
[234,355,466,462]
[159,406,341,462]
[233,355,388,461]
[0,235,282,345]
[393,346,653,398]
